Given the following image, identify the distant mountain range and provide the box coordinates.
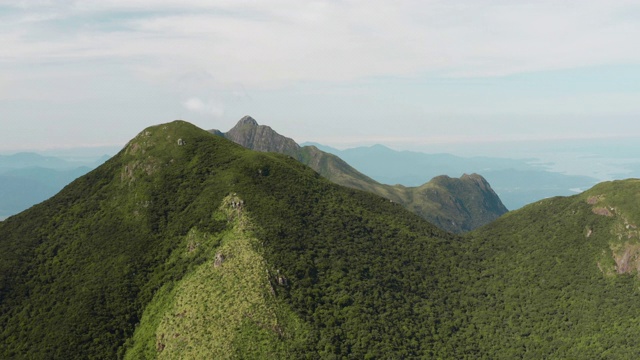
[0,153,108,218]
[304,142,599,210]
[3,120,640,358]
[0,117,598,222]
[211,116,507,233]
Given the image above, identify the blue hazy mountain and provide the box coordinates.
[303,143,598,210]
[0,152,75,169]
[0,152,109,219]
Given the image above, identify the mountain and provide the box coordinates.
[212,116,507,233]
[406,173,509,232]
[455,178,640,358]
[0,120,461,359]
[3,120,640,358]
[0,153,108,218]
[305,142,599,210]
[0,152,73,169]
[0,166,95,218]
[223,116,300,157]
[0,174,54,217]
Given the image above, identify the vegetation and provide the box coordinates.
[216,116,507,233]
[456,181,640,358]
[124,196,309,359]
[312,142,599,211]
[2,120,640,358]
[0,121,460,358]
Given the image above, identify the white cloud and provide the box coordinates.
[182,97,224,117]
[2,1,639,87]
[2,0,640,151]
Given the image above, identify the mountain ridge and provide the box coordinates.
[211,116,507,233]
[3,120,640,358]
[303,141,599,210]
[0,120,459,358]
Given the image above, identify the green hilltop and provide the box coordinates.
[2,120,640,358]
[0,120,460,358]
[213,116,508,233]
[456,179,640,358]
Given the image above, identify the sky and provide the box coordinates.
[1,0,640,157]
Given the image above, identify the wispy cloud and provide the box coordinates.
[2,1,640,151]
[2,1,639,86]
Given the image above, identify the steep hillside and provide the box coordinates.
[223,116,300,157]
[459,179,640,358]
[221,116,377,188]
[400,174,510,231]
[212,116,507,232]
[3,119,640,358]
[0,120,463,359]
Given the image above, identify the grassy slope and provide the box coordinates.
[323,163,508,234]
[125,195,309,359]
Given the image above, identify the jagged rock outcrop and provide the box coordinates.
[211,116,508,233]
[223,116,301,157]
[214,252,225,268]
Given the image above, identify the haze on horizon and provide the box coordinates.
[2,1,640,157]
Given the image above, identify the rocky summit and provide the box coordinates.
[211,116,507,233]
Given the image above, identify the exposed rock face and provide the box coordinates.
[223,116,301,158]
[274,269,288,286]
[585,187,640,276]
[210,116,508,233]
[612,243,640,274]
[214,253,225,268]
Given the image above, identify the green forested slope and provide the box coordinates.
[0,120,462,359]
[459,180,640,358]
[124,195,310,359]
[3,119,640,359]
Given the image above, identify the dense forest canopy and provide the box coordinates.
[1,121,640,358]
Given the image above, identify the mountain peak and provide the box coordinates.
[420,173,508,231]
[461,172,489,186]
[224,116,301,157]
[219,117,507,233]
[238,115,258,127]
